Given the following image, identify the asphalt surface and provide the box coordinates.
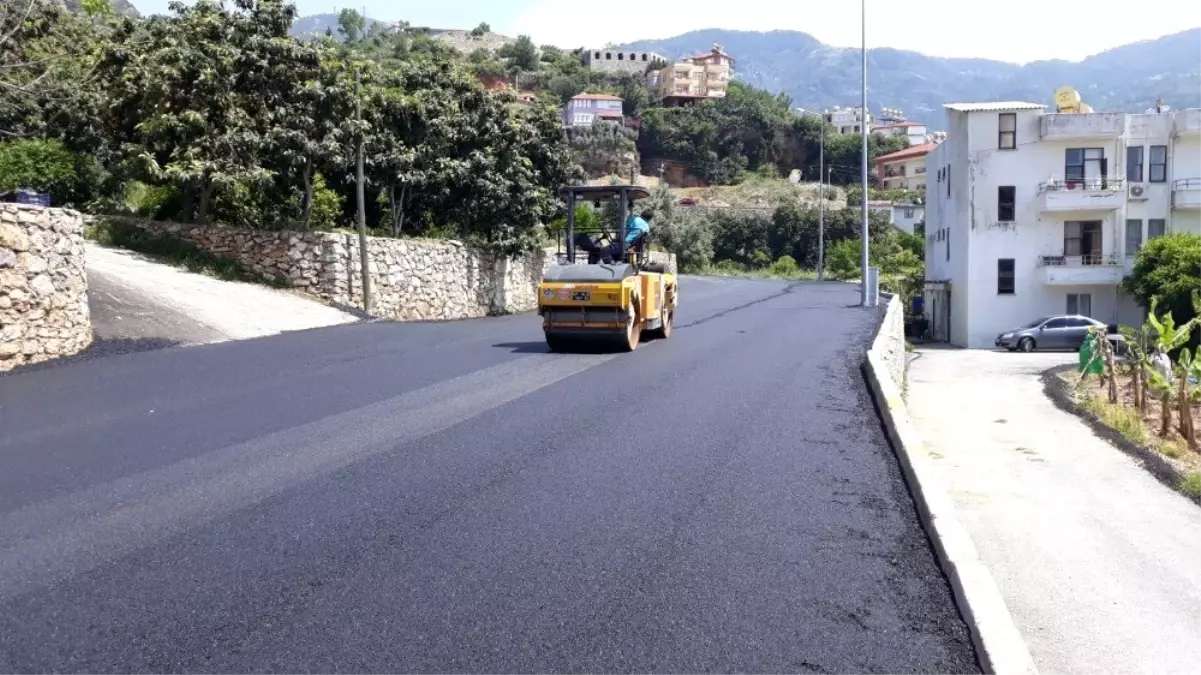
[0,277,979,673]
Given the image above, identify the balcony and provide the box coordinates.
[1173,178,1201,210]
[1038,254,1124,285]
[1038,178,1125,213]
[1039,113,1125,141]
[1174,109,1201,138]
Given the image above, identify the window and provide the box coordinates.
[594,52,601,59]
[1125,219,1143,256]
[617,52,625,60]
[1044,318,1070,329]
[946,164,951,197]
[1149,145,1167,182]
[945,228,950,261]
[1126,146,1144,182]
[904,208,915,218]
[642,54,648,61]
[1066,294,1092,317]
[605,52,612,60]
[1149,218,1167,239]
[1065,148,1106,189]
[998,186,1016,221]
[1064,221,1102,260]
[998,113,1016,149]
[997,258,1015,294]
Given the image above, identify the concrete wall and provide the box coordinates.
[119,220,675,321]
[870,293,906,392]
[0,205,91,371]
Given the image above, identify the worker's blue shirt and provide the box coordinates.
[625,216,650,245]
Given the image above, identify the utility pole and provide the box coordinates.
[818,122,825,281]
[355,67,372,314]
[859,0,872,307]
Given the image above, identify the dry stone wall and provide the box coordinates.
[118,220,676,321]
[0,205,91,371]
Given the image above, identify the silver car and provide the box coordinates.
[996,315,1125,353]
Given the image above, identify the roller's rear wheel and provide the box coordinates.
[545,332,571,352]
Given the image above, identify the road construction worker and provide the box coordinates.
[575,207,653,264]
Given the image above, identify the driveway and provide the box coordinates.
[85,243,359,351]
[0,279,979,673]
[907,346,1201,674]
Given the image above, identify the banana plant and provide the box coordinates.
[1176,348,1200,449]
[1119,322,1152,412]
[1145,294,1201,438]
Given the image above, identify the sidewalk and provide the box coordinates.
[906,347,1201,674]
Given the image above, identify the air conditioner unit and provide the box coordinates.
[1129,183,1148,200]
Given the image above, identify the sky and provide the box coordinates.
[131,0,1201,65]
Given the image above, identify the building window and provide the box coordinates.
[1126,146,1144,183]
[946,164,951,197]
[946,229,950,261]
[997,258,1015,294]
[605,52,612,60]
[1125,219,1143,256]
[1065,221,1102,260]
[642,54,648,61]
[1149,218,1166,239]
[1065,148,1105,189]
[1149,145,1167,183]
[617,52,624,60]
[594,52,601,59]
[997,186,1015,222]
[998,113,1016,149]
[904,208,915,218]
[1067,293,1092,317]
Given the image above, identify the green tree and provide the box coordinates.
[337,8,365,43]
[497,35,538,73]
[1125,233,1201,351]
[0,138,81,202]
[470,22,490,37]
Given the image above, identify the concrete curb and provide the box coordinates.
[1041,364,1200,506]
[862,347,1038,674]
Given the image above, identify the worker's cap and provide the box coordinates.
[640,209,654,220]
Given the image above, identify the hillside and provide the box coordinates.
[287,13,514,52]
[60,0,139,16]
[620,28,1201,121]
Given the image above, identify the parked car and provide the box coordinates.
[996,315,1125,353]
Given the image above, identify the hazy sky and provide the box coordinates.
[131,0,1201,65]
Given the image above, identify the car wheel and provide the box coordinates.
[1018,337,1035,353]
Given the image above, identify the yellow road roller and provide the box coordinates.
[537,184,678,352]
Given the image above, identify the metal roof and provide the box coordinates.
[943,101,1046,112]
[559,185,650,201]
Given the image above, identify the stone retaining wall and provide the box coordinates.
[0,205,91,371]
[118,220,675,321]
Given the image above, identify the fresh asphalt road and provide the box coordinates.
[0,277,979,673]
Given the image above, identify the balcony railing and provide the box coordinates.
[1038,178,1124,193]
[885,168,907,177]
[914,167,927,174]
[1173,177,1201,210]
[1037,253,1120,267]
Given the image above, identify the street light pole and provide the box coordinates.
[859,0,871,306]
[818,121,825,281]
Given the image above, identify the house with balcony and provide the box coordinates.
[872,120,930,146]
[823,106,871,134]
[921,98,1201,347]
[563,93,624,127]
[867,200,926,234]
[646,45,733,107]
[874,143,935,192]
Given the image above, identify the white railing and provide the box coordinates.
[1037,253,1120,267]
[1038,178,1125,193]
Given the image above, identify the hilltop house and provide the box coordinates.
[874,143,936,191]
[646,45,733,108]
[563,93,624,127]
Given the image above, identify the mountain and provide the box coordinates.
[620,28,1201,124]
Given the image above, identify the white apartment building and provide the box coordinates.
[868,200,925,234]
[874,143,936,192]
[923,102,1201,348]
[824,106,871,134]
[873,121,930,147]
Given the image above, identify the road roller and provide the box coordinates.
[537,184,678,352]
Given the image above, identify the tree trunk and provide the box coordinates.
[1179,376,1196,448]
[1161,390,1173,437]
[301,161,314,229]
[1131,362,1143,410]
[196,179,215,226]
[179,181,196,223]
[390,183,407,238]
[1140,366,1151,413]
[1103,337,1118,404]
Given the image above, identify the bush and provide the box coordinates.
[308,173,343,231]
[0,138,100,207]
[1125,233,1201,349]
[125,181,183,220]
[826,238,861,280]
[770,255,799,275]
